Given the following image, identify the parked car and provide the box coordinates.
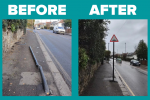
[37,27,41,30]
[130,59,140,66]
[53,26,65,35]
[116,58,122,63]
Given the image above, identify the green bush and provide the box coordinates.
[79,48,89,69]
[44,26,47,29]
[11,24,16,32]
[50,27,54,30]
[2,20,8,31]
[3,19,27,34]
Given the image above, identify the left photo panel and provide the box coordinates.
[2,19,72,96]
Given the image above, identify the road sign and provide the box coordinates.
[110,34,118,42]
[110,34,118,82]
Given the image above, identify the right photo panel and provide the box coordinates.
[79,19,147,96]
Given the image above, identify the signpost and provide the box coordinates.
[110,34,118,81]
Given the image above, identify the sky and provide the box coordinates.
[35,19,60,23]
[105,20,147,54]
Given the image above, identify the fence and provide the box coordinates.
[65,29,72,33]
[140,60,147,66]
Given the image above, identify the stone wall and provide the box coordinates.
[79,62,101,95]
[3,29,24,57]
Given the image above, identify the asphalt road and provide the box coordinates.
[110,59,147,96]
[34,29,71,87]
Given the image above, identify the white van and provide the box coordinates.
[53,25,65,35]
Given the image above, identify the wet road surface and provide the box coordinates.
[110,59,147,96]
[34,29,71,88]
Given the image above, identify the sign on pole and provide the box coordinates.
[110,34,118,82]
[110,34,119,42]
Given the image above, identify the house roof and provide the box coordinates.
[59,20,64,23]
[46,22,51,24]
[38,23,45,25]
[51,21,58,24]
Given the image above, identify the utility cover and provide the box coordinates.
[110,34,119,42]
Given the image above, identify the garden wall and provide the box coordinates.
[3,29,24,57]
[79,62,101,95]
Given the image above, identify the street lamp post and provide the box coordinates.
[108,43,109,51]
[108,43,109,62]
[125,43,126,53]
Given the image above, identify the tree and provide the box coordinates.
[136,40,147,60]
[79,20,110,64]
[46,22,51,29]
[122,53,127,60]
[64,19,71,28]
[105,50,111,60]
[27,19,35,28]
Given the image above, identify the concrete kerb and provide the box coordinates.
[64,33,72,36]
[109,63,131,96]
[34,32,71,96]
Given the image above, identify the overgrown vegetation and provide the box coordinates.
[64,19,71,28]
[79,48,89,69]
[79,20,110,69]
[2,19,27,34]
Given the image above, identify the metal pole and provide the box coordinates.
[113,42,114,81]
[108,43,109,51]
[125,43,126,53]
[29,46,50,95]
[108,43,109,62]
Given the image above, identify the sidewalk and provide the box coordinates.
[65,33,72,36]
[81,61,123,96]
[3,30,59,96]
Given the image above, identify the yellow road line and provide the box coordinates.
[114,67,135,96]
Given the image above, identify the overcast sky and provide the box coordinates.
[105,20,147,54]
[35,19,59,23]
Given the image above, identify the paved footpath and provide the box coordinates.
[3,30,59,96]
[81,61,123,96]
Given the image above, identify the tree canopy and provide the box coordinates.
[64,19,71,28]
[136,40,147,60]
[79,19,110,67]
[27,19,35,28]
